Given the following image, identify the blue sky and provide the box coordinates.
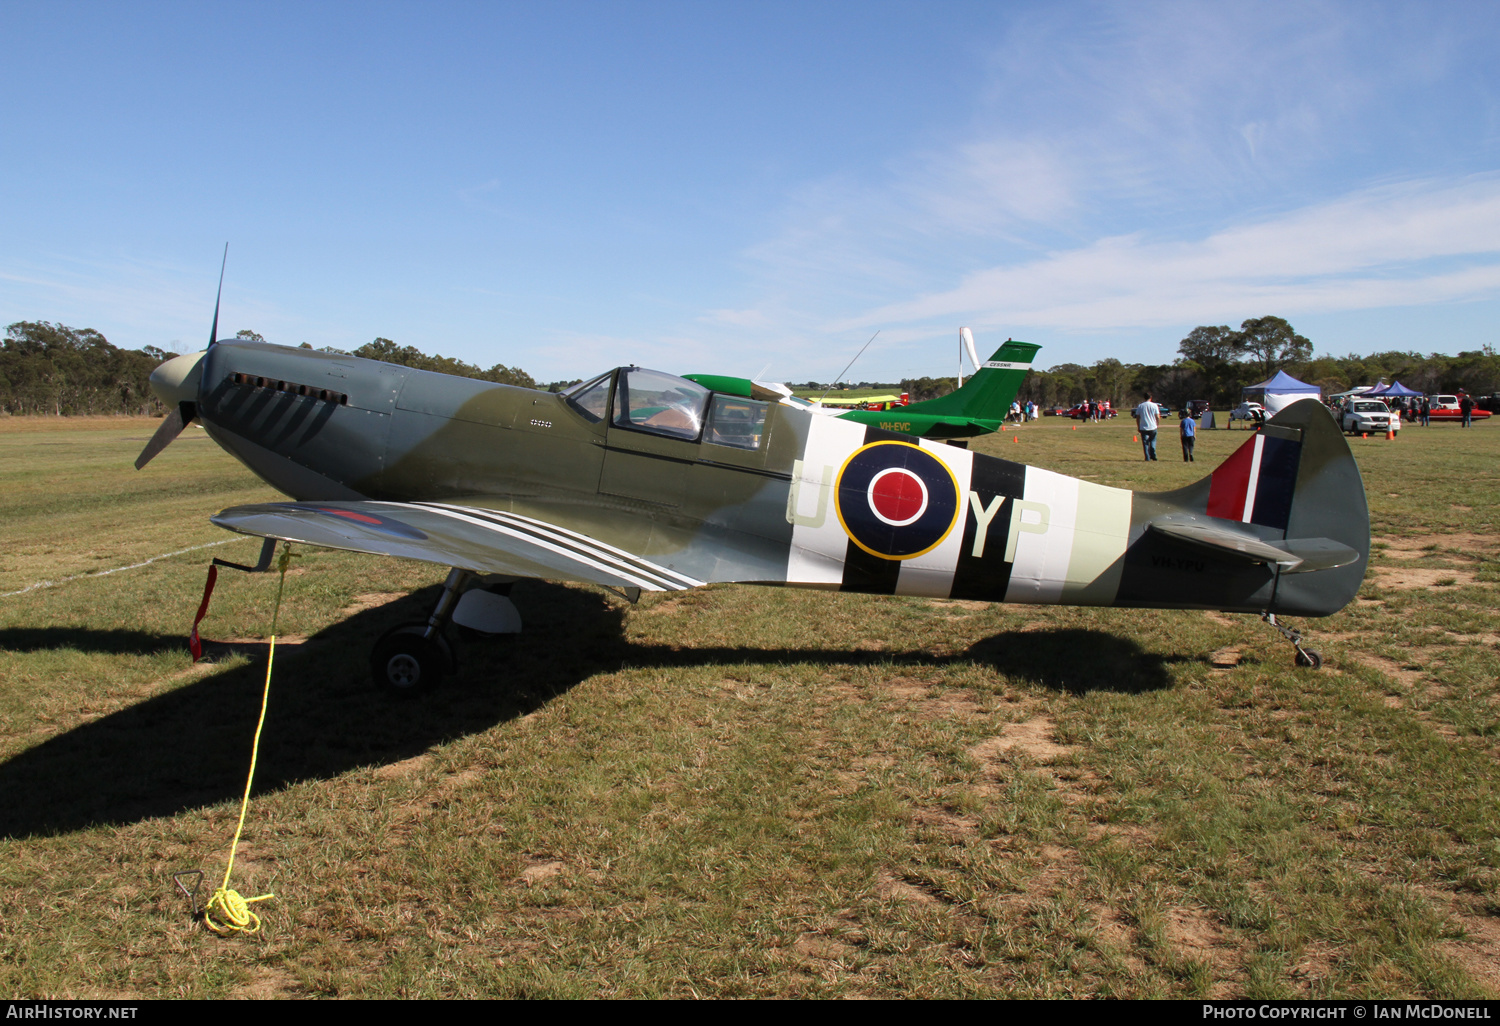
[3,1,1499,384]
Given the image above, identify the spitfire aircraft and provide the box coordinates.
[139,306,1368,693]
[684,334,1041,443]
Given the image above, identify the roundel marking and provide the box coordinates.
[867,468,928,526]
[834,440,961,560]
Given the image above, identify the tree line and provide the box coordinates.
[1016,316,1500,412]
[6,314,1497,417]
[0,323,539,416]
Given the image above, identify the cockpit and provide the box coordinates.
[564,367,768,451]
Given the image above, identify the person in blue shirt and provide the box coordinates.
[1133,393,1160,461]
[1180,407,1197,462]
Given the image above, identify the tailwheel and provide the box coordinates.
[1262,612,1324,671]
[1294,648,1323,670]
[371,623,455,696]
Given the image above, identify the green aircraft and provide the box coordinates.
[138,285,1368,694]
[686,336,1042,442]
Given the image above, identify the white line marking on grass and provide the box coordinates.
[1,537,252,598]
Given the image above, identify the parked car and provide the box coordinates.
[1426,394,1493,422]
[1066,403,1116,419]
[1184,399,1209,418]
[1341,398,1399,435]
[1229,401,1265,426]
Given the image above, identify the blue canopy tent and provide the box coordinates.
[1242,369,1321,414]
[1367,381,1422,398]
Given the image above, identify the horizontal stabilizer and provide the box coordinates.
[1148,518,1301,566]
[1146,518,1359,574]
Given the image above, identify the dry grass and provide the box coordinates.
[1,412,1497,998]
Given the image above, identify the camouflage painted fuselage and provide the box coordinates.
[195,341,1367,617]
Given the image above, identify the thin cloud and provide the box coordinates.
[841,175,1500,331]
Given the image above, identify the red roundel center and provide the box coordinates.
[868,468,929,526]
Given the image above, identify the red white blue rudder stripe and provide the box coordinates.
[1206,432,1303,531]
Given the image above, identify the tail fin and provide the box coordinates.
[1129,399,1369,616]
[908,339,1041,418]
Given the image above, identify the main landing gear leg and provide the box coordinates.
[370,568,471,695]
[1261,612,1322,670]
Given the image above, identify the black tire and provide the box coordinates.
[1294,649,1323,670]
[370,625,451,695]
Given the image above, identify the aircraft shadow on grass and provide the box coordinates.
[0,581,1182,838]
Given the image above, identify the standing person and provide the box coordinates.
[1134,393,1160,461]
[1461,393,1474,427]
[1180,407,1197,462]
[1420,395,1430,426]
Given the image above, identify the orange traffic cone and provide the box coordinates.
[1133,434,1139,443]
[1071,425,1076,430]
[1386,428,1394,440]
[1361,432,1367,439]
[1012,434,1019,444]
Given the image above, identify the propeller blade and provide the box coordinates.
[135,401,196,470]
[961,326,981,373]
[208,243,228,349]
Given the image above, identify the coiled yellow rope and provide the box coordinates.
[204,543,292,936]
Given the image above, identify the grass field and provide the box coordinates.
[1,412,1497,999]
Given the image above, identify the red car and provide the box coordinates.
[1426,394,1491,422]
[1067,402,1117,419]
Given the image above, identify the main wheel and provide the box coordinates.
[370,625,451,695]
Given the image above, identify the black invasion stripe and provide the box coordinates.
[413,504,672,591]
[835,423,905,594]
[948,451,1026,601]
[444,508,688,590]
[491,510,704,588]
[839,538,902,594]
[417,503,698,590]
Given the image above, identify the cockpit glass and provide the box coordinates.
[707,396,768,450]
[613,369,710,441]
[565,373,612,423]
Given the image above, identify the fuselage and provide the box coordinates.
[188,341,1365,617]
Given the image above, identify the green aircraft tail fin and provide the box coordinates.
[903,340,1041,419]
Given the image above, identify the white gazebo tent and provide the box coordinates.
[1243,370,1321,415]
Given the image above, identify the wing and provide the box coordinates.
[210,500,705,593]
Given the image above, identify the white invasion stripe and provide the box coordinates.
[1061,481,1131,606]
[981,361,1029,370]
[1,537,247,599]
[480,509,705,588]
[895,438,975,598]
[786,415,867,585]
[415,503,704,589]
[421,505,685,586]
[411,505,673,591]
[406,505,671,592]
[1241,434,1265,523]
[1003,466,1080,605]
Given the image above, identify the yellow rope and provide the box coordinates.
[204,543,292,936]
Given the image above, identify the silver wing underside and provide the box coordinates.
[211,501,705,593]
